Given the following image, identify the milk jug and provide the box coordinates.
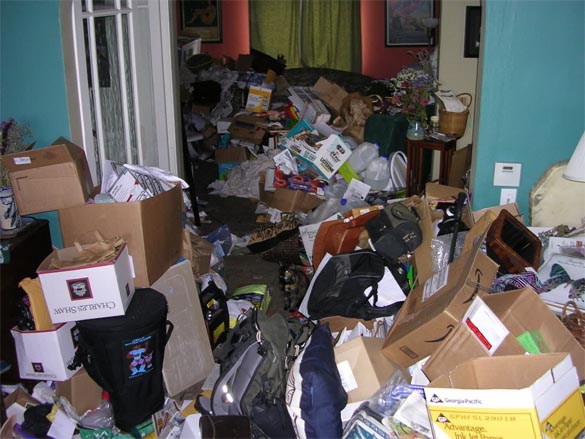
[364,155,391,191]
[347,142,379,174]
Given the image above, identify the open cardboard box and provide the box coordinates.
[425,353,585,439]
[37,242,135,323]
[55,367,102,415]
[59,183,183,287]
[1,138,94,215]
[381,239,499,369]
[334,337,401,403]
[422,287,585,384]
[258,172,323,213]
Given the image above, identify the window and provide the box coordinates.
[61,0,181,184]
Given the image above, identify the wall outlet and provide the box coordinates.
[500,188,517,205]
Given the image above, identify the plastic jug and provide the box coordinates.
[347,142,379,174]
[364,155,391,191]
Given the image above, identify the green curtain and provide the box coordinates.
[249,0,361,73]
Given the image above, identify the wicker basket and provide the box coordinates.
[561,300,585,348]
[438,93,472,138]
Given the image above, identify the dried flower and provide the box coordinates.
[0,118,35,187]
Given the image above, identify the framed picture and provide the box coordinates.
[385,0,435,47]
[464,6,481,58]
[180,0,222,43]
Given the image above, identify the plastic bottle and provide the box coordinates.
[364,155,391,191]
[347,142,379,174]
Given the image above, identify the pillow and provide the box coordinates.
[286,323,348,439]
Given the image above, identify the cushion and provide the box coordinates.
[285,323,347,439]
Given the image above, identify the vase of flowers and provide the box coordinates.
[0,118,35,231]
[406,119,426,141]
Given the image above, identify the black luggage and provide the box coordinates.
[72,288,173,432]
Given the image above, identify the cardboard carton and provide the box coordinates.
[3,388,40,424]
[258,172,323,213]
[381,242,499,368]
[152,260,214,397]
[311,77,348,115]
[183,231,215,277]
[422,288,585,383]
[425,353,585,439]
[11,321,80,381]
[1,139,94,214]
[59,183,183,287]
[55,368,102,415]
[334,337,400,403]
[228,116,266,144]
[37,243,135,323]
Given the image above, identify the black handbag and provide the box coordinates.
[72,288,173,432]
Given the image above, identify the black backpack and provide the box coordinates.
[196,309,311,438]
[71,288,173,432]
[301,250,408,320]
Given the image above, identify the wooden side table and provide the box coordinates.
[406,138,457,196]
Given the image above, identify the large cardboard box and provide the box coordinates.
[59,183,183,287]
[11,321,80,381]
[425,353,585,439]
[422,288,585,383]
[152,259,214,397]
[334,337,400,403]
[1,140,94,214]
[311,77,348,115]
[381,243,499,368]
[258,172,323,213]
[37,243,135,323]
[3,388,40,424]
[55,367,102,415]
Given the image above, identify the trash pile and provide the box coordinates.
[1,55,585,439]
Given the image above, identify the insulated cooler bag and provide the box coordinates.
[72,288,173,431]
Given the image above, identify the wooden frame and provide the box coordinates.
[385,0,435,47]
[179,0,222,43]
[464,6,481,58]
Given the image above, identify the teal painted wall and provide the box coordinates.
[0,0,69,246]
[473,0,585,222]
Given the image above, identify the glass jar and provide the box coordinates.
[406,119,425,140]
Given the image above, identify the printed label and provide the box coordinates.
[337,360,358,392]
[463,297,509,355]
[423,266,449,301]
[14,157,32,165]
[124,334,155,379]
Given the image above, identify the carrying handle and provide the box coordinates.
[457,93,473,109]
[562,301,583,323]
[165,320,174,345]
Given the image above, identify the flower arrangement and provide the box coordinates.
[370,50,439,129]
[1,118,35,187]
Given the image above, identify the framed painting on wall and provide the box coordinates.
[180,0,222,43]
[385,0,435,47]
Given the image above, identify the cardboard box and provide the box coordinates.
[425,353,585,439]
[1,140,94,214]
[152,260,214,398]
[37,243,135,323]
[228,116,266,144]
[59,183,184,287]
[55,367,102,415]
[422,288,585,383]
[381,242,499,368]
[245,85,272,112]
[472,202,524,224]
[334,337,400,403]
[258,172,323,213]
[11,321,80,381]
[214,146,250,164]
[3,388,40,424]
[311,77,348,115]
[183,231,215,277]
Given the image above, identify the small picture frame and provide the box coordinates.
[385,0,436,47]
[464,6,481,58]
[180,0,222,43]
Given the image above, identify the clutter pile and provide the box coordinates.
[1,54,585,439]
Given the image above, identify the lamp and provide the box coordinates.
[563,131,585,182]
[421,17,440,46]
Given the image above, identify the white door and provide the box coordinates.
[61,0,182,185]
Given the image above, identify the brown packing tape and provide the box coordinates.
[18,278,55,331]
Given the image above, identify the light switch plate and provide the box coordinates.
[500,188,517,205]
[493,162,522,187]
